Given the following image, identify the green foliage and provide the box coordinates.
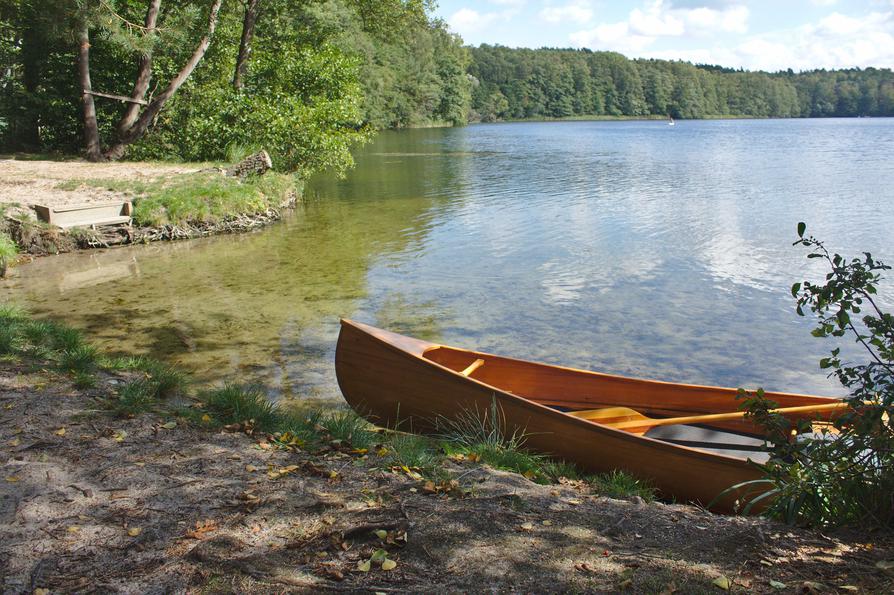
[202,383,280,432]
[737,224,894,527]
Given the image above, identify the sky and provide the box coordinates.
[434,1,894,72]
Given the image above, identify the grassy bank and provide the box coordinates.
[0,304,651,497]
[56,170,300,227]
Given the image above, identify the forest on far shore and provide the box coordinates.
[468,45,894,122]
[2,1,893,168]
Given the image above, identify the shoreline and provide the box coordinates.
[2,309,892,592]
[0,158,299,261]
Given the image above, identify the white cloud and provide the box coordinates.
[447,4,523,37]
[570,22,656,52]
[644,10,894,71]
[448,8,504,35]
[570,1,750,53]
[540,2,594,25]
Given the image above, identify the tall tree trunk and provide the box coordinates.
[77,24,103,161]
[233,0,261,90]
[104,0,223,161]
[116,0,162,138]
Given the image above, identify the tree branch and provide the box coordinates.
[104,0,223,160]
[117,0,161,137]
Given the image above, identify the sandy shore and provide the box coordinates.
[0,159,200,218]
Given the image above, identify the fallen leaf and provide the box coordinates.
[5,476,20,483]
[185,519,219,539]
[357,560,371,572]
[467,453,481,462]
[160,421,177,430]
[712,576,730,591]
[67,525,80,533]
[329,470,339,479]
[542,520,553,526]
[769,580,786,590]
[370,549,387,563]
[113,430,127,442]
[566,499,582,505]
[128,527,142,537]
[519,522,534,531]
[802,581,825,594]
[8,437,20,447]
[245,464,258,473]
[374,529,388,540]
[381,559,397,571]
[839,586,859,592]
[201,414,212,423]
[376,447,389,456]
[54,427,66,436]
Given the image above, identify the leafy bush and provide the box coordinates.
[738,223,893,527]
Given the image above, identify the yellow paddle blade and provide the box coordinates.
[567,406,650,424]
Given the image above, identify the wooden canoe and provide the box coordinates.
[335,319,842,513]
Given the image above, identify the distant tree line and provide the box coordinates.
[3,1,893,167]
[468,45,894,122]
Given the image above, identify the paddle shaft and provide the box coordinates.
[608,402,848,434]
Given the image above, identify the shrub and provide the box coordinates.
[736,223,894,527]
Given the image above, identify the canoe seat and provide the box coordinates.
[460,358,485,377]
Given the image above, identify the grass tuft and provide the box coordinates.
[113,379,159,416]
[384,433,442,474]
[320,410,376,449]
[58,344,99,373]
[590,470,656,501]
[203,384,280,432]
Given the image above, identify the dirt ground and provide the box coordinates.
[0,158,200,219]
[2,362,892,594]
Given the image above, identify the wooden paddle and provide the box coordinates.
[569,402,849,435]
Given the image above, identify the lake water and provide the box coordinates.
[3,119,893,405]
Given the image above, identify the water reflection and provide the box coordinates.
[3,120,893,404]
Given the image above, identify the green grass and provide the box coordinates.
[113,378,160,416]
[0,231,17,263]
[58,171,298,227]
[590,469,656,501]
[319,410,377,449]
[384,433,442,474]
[202,383,281,432]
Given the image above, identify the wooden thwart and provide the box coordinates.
[570,402,849,435]
[460,359,485,377]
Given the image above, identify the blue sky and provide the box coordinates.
[434,1,894,71]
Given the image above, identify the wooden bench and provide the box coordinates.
[33,202,133,230]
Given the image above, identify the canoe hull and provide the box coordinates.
[335,319,836,513]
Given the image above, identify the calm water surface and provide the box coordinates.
[3,119,893,404]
